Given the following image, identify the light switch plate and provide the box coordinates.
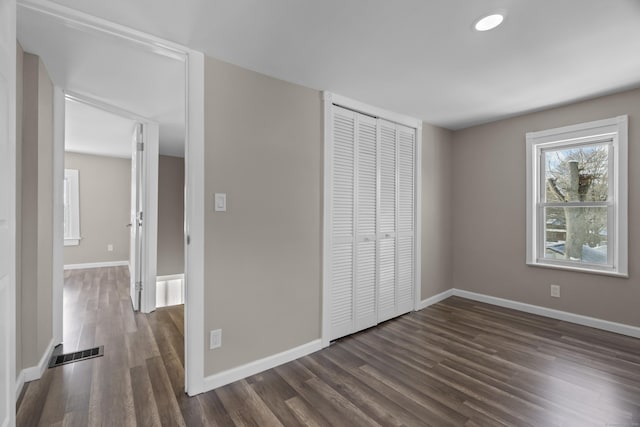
[210,329,222,349]
[214,193,227,212]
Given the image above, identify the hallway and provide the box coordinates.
[16,267,192,425]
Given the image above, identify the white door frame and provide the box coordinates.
[1,0,17,424]
[20,0,206,396]
[63,93,159,315]
[52,87,64,345]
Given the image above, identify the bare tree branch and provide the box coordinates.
[547,177,566,202]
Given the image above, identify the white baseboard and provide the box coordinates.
[200,339,322,393]
[417,289,454,310]
[157,273,184,281]
[452,289,640,339]
[156,274,185,307]
[16,337,56,396]
[64,260,129,270]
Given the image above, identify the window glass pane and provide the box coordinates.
[544,206,608,264]
[544,143,609,203]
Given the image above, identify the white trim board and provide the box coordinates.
[16,337,56,398]
[200,340,322,394]
[451,289,640,339]
[63,260,129,270]
[156,273,184,282]
[417,289,454,310]
[418,288,640,339]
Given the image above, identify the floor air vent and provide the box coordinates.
[49,346,104,368]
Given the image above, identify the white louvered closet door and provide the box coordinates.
[354,114,378,332]
[329,104,417,341]
[329,106,356,340]
[396,124,416,315]
[377,121,397,323]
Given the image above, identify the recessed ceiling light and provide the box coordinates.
[474,14,504,32]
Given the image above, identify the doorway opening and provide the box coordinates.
[16,0,205,398]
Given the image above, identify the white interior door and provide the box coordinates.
[0,0,17,425]
[130,123,143,311]
[129,121,158,314]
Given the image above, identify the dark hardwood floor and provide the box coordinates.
[17,266,640,426]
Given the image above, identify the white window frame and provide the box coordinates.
[63,168,81,246]
[526,115,628,277]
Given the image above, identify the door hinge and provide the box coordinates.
[137,142,144,151]
[135,281,143,291]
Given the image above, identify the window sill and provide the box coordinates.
[526,260,628,278]
[64,238,81,247]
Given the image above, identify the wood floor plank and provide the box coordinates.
[244,370,301,426]
[284,396,332,427]
[16,270,640,426]
[145,356,186,427]
[130,365,162,427]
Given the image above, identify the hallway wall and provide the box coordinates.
[157,154,184,276]
[18,49,54,373]
[63,152,131,266]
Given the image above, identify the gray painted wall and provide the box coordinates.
[19,52,54,370]
[421,124,454,300]
[63,152,131,265]
[157,155,184,276]
[452,87,640,327]
[201,56,456,377]
[204,56,322,376]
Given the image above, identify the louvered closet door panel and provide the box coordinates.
[357,115,377,236]
[378,120,397,322]
[397,125,415,233]
[355,239,376,330]
[397,235,414,314]
[331,243,354,338]
[330,106,355,339]
[354,114,378,331]
[397,125,416,314]
[332,107,356,241]
[378,237,396,322]
[379,122,396,235]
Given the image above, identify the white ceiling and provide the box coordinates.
[64,98,137,158]
[18,0,640,132]
[17,3,186,157]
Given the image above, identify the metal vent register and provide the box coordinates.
[49,346,104,368]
